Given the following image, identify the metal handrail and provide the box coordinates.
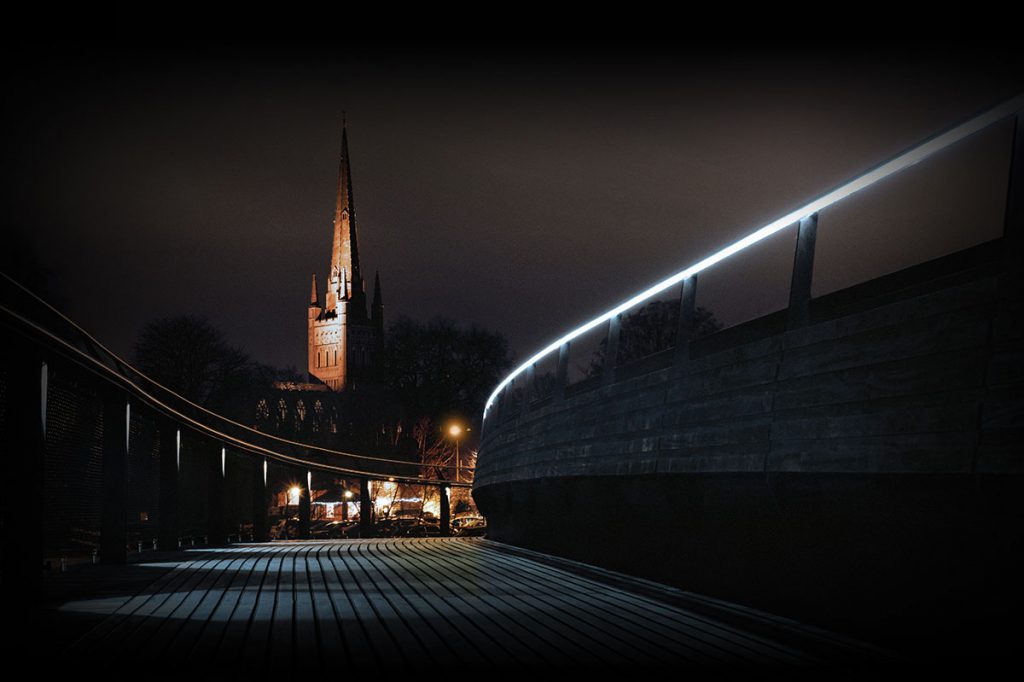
[483,93,1024,420]
[0,273,471,488]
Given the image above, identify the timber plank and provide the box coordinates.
[429,539,703,666]
[214,544,286,665]
[457,540,809,664]
[186,553,260,663]
[400,537,624,666]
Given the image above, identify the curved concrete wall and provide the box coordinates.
[474,241,1023,651]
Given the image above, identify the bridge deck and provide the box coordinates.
[57,538,884,669]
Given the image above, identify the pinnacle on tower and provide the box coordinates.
[373,270,383,308]
[372,270,384,331]
[310,273,319,307]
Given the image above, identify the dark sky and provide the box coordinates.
[5,45,1023,374]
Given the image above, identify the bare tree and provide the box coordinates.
[587,300,722,376]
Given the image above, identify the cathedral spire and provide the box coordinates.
[330,122,362,305]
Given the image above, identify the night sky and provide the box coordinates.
[5,46,1023,375]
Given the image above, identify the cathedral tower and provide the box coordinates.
[307,124,382,391]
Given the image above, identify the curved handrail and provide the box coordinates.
[0,272,471,487]
[483,93,1024,420]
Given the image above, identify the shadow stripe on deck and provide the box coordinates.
[59,538,890,670]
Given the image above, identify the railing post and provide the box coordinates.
[298,469,312,539]
[788,212,819,329]
[521,364,536,416]
[157,422,179,551]
[1003,111,1024,266]
[252,458,269,542]
[439,484,451,537]
[2,350,46,603]
[359,477,373,538]
[99,393,129,564]
[206,444,226,546]
[602,314,622,386]
[554,342,570,400]
[675,275,698,368]
[497,385,509,423]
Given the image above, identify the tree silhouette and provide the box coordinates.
[587,300,722,376]
[133,314,278,418]
[382,316,512,426]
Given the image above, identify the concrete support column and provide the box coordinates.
[298,469,312,539]
[602,314,622,386]
[554,342,570,400]
[2,350,46,603]
[788,213,819,329]
[359,477,373,538]
[206,444,226,546]
[100,392,129,564]
[157,421,179,551]
[252,458,269,542]
[439,484,451,537]
[675,276,698,367]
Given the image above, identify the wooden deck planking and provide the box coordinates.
[390,538,586,666]
[60,538,880,669]
[448,539,810,664]
[396,538,622,666]
[355,541,489,665]
[424,539,689,666]
[370,539,526,666]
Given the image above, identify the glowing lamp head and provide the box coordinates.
[448,424,463,437]
[343,490,353,499]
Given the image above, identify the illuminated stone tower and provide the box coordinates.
[307,125,382,391]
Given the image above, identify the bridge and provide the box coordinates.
[474,94,1024,660]
[2,95,1022,669]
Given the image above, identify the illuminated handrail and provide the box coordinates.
[0,272,471,488]
[483,93,1024,419]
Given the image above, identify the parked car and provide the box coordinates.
[452,515,484,529]
[455,518,487,537]
[399,522,441,538]
[312,520,356,539]
[270,516,300,540]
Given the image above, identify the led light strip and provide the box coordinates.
[484,94,1024,419]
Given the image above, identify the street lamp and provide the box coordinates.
[343,489,353,521]
[446,422,471,483]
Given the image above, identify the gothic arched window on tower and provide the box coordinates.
[277,398,288,426]
[313,399,324,431]
[296,399,307,428]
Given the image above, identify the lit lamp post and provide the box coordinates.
[446,422,470,483]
